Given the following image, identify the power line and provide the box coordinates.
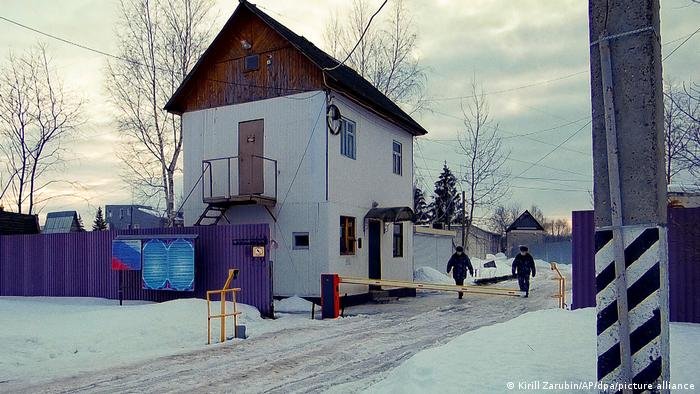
[512,119,593,179]
[422,70,589,102]
[663,25,700,61]
[322,0,388,71]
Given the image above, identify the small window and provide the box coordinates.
[393,223,403,257]
[119,209,125,219]
[392,141,402,175]
[293,233,310,250]
[340,118,356,159]
[107,210,113,218]
[244,54,259,72]
[340,216,356,255]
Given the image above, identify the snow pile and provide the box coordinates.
[275,296,313,314]
[414,266,453,285]
[0,297,311,383]
[473,255,513,281]
[366,308,700,393]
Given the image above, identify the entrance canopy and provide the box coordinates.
[364,207,415,223]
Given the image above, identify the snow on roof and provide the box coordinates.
[668,184,700,194]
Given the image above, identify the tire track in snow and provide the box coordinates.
[9,276,561,393]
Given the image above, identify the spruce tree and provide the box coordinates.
[76,214,85,232]
[413,186,430,224]
[430,163,460,229]
[93,207,108,231]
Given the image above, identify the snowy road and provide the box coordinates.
[7,275,563,394]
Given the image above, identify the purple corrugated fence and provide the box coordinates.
[0,224,273,317]
[570,207,700,323]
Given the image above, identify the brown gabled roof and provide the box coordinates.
[164,0,428,136]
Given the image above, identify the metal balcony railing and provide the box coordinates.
[202,155,277,205]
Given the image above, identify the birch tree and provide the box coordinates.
[457,80,510,247]
[106,0,212,225]
[0,45,82,214]
[323,0,426,112]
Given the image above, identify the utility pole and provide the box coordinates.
[589,1,669,393]
[461,190,466,248]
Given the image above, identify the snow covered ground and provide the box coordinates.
[0,297,314,385]
[366,308,700,393]
[1,271,561,393]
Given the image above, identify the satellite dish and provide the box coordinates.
[327,104,341,135]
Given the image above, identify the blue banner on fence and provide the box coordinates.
[142,237,195,291]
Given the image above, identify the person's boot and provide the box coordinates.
[458,292,463,299]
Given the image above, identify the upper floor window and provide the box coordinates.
[340,118,356,159]
[244,54,259,72]
[293,232,310,250]
[392,141,402,175]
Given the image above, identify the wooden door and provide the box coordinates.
[238,119,264,195]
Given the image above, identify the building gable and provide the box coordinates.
[165,0,428,136]
[165,6,323,113]
[506,210,545,232]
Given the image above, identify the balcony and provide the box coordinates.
[202,156,277,207]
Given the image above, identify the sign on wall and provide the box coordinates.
[111,239,142,271]
[142,237,195,291]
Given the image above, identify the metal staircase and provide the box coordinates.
[195,205,230,226]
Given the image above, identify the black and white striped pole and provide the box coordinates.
[589,1,670,392]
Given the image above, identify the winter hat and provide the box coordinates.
[519,245,528,252]
[455,246,464,252]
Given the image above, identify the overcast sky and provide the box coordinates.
[0,0,698,226]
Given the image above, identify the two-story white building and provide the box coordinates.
[165,0,428,298]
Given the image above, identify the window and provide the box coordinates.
[340,216,356,255]
[340,118,356,159]
[393,223,403,257]
[244,54,259,72]
[119,209,125,219]
[293,233,310,250]
[392,141,402,175]
[107,210,113,218]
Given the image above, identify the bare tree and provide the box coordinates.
[489,203,522,236]
[106,0,212,225]
[663,82,692,183]
[457,80,511,247]
[552,218,571,238]
[678,82,700,177]
[324,0,426,112]
[0,45,82,214]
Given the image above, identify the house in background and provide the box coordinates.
[43,211,83,234]
[0,207,40,235]
[455,225,502,258]
[165,0,427,298]
[668,184,700,208]
[105,205,165,230]
[505,210,546,256]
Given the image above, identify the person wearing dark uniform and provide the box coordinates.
[447,246,474,299]
[512,245,536,297]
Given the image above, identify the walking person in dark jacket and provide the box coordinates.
[447,246,474,299]
[512,245,536,297]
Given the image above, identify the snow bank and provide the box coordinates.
[275,296,314,314]
[367,308,700,393]
[0,297,311,383]
[414,267,453,285]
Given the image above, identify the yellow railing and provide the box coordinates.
[550,262,566,309]
[206,269,242,344]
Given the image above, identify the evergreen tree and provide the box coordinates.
[76,214,85,232]
[430,163,460,229]
[93,207,108,231]
[413,186,430,224]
